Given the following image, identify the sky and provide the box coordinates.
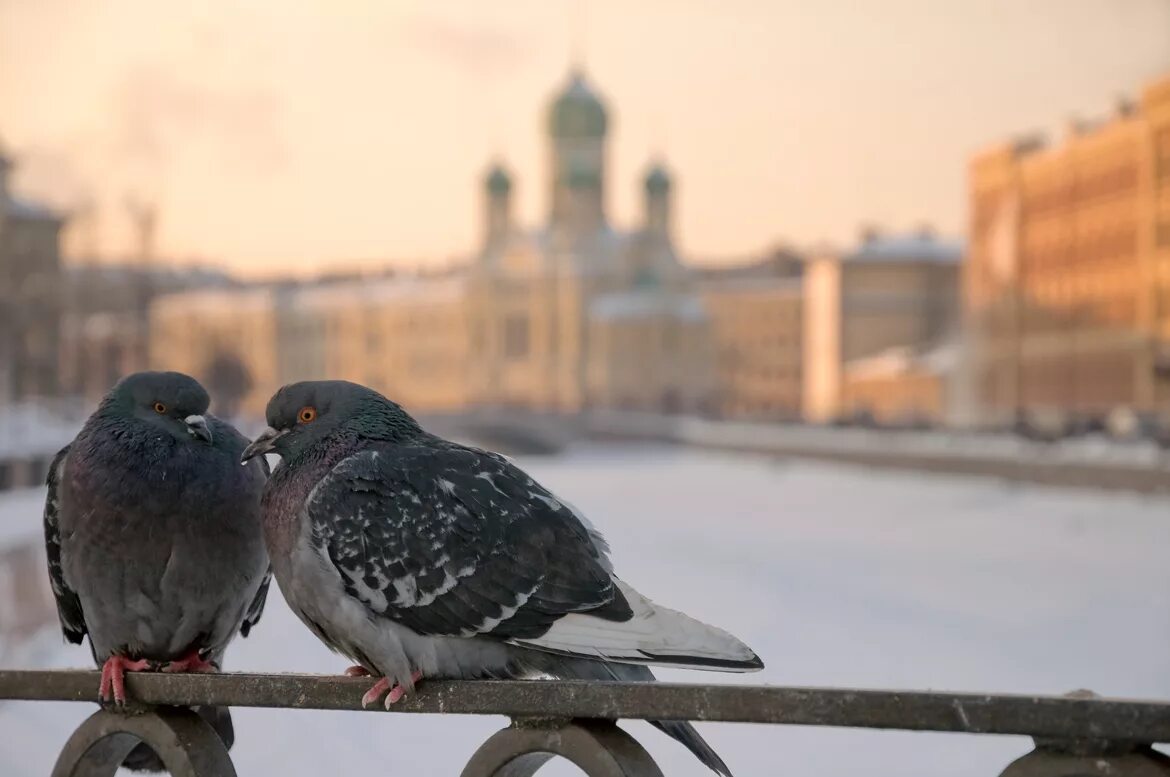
[1,0,1169,276]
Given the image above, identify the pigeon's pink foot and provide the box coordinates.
[360,670,423,709]
[384,670,424,708]
[344,665,371,677]
[98,655,152,705]
[360,677,392,708]
[160,648,217,674]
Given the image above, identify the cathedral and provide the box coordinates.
[466,70,714,412]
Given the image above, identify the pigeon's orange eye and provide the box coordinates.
[298,406,317,423]
[153,402,167,414]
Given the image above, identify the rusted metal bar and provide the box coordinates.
[2,671,1168,742]
[460,720,664,777]
[50,707,236,777]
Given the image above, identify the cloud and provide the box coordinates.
[108,64,287,175]
[404,15,528,76]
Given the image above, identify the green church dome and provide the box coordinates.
[644,163,671,194]
[485,163,512,195]
[548,71,608,139]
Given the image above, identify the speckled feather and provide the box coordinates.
[257,381,762,777]
[42,373,272,771]
[45,412,270,662]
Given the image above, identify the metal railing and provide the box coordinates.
[2,671,1169,776]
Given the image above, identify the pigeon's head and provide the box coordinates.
[103,371,214,444]
[241,380,421,463]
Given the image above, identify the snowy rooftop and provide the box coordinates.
[589,291,707,321]
[151,287,276,317]
[4,197,61,222]
[846,233,964,264]
[845,341,959,381]
[295,276,467,309]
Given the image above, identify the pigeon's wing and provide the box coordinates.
[239,451,272,638]
[306,444,632,641]
[240,568,272,638]
[42,444,86,645]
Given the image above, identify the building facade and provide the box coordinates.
[0,138,65,403]
[465,70,713,413]
[149,70,720,420]
[698,252,805,419]
[150,287,282,418]
[803,231,962,422]
[839,343,958,426]
[967,72,1170,427]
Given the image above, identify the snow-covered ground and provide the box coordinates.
[1,444,1167,776]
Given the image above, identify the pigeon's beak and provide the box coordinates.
[241,427,286,463]
[184,415,213,444]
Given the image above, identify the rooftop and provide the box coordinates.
[847,232,963,264]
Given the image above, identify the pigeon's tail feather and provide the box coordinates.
[121,705,234,772]
[649,720,733,777]
[529,655,733,776]
[514,579,763,673]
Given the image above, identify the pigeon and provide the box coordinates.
[44,371,272,772]
[243,380,763,776]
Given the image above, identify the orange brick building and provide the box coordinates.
[966,72,1170,427]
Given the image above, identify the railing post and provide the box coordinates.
[998,688,1170,777]
[50,707,237,777]
[460,718,665,777]
[999,740,1170,777]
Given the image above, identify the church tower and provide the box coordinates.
[483,161,512,248]
[547,70,608,234]
[643,161,672,236]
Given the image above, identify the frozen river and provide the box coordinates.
[1,443,1168,776]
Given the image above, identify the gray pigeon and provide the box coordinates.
[44,371,271,771]
[243,380,763,777]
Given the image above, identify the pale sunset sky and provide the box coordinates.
[1,0,1168,276]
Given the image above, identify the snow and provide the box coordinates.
[847,233,963,263]
[0,488,45,551]
[1,444,1167,776]
[589,292,707,321]
[845,341,959,380]
[5,196,61,221]
[296,276,467,308]
[0,403,79,459]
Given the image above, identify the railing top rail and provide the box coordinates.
[1,671,1166,742]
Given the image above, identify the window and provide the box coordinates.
[503,315,529,361]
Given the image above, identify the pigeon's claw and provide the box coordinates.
[344,665,371,677]
[360,677,392,708]
[359,670,423,709]
[98,655,152,705]
[160,648,218,674]
[384,670,424,709]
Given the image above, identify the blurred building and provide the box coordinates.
[298,277,472,413]
[150,287,281,418]
[585,290,713,412]
[697,251,805,419]
[967,72,1170,428]
[0,137,66,403]
[62,264,236,405]
[466,71,713,413]
[803,229,963,422]
[150,276,473,417]
[840,342,959,426]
